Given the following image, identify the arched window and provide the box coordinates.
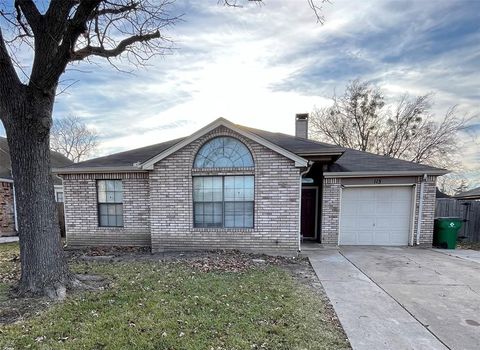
[193,136,254,229]
[194,137,254,168]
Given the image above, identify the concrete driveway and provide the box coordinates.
[307,246,480,350]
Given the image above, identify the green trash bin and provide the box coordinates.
[433,217,463,249]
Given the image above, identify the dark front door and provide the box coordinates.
[301,188,317,239]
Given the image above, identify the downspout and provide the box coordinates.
[298,162,313,252]
[416,174,427,246]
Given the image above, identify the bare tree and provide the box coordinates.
[310,80,471,170]
[0,1,178,299]
[51,116,99,163]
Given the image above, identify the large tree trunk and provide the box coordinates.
[3,87,72,299]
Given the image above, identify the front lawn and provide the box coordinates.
[0,244,349,349]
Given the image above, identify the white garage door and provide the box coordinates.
[339,186,413,246]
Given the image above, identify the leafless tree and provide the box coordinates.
[51,116,99,162]
[310,80,471,170]
[0,0,178,299]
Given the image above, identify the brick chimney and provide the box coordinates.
[295,113,309,139]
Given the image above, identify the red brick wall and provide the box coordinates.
[0,181,16,236]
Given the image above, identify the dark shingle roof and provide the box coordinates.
[0,136,72,184]
[328,148,446,173]
[455,187,480,200]
[56,121,446,175]
[61,138,184,169]
[236,125,344,155]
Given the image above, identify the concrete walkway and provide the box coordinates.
[308,247,480,350]
[0,236,18,244]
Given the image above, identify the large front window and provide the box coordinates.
[193,176,254,228]
[97,180,123,227]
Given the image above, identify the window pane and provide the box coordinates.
[106,180,115,191]
[99,215,109,226]
[114,180,123,191]
[106,192,115,203]
[98,181,106,192]
[116,215,124,227]
[98,191,106,203]
[194,137,254,168]
[107,204,116,215]
[194,203,204,215]
[115,204,123,216]
[224,188,234,201]
[99,204,108,215]
[204,203,213,215]
[194,214,204,227]
[107,215,115,226]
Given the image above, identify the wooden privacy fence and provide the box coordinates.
[435,198,480,242]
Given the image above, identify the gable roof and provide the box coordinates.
[0,137,73,184]
[455,186,480,200]
[54,118,448,176]
[139,118,309,169]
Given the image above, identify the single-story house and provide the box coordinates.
[55,115,447,254]
[455,187,480,201]
[0,136,72,237]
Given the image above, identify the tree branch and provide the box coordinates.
[88,2,140,20]
[71,30,160,60]
[14,0,42,34]
[0,28,22,118]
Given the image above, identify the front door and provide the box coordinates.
[301,188,317,239]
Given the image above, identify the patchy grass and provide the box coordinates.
[0,243,20,302]
[457,242,480,251]
[0,244,349,349]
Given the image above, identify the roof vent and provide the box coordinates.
[295,113,309,139]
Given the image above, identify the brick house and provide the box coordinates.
[0,137,72,237]
[55,116,447,254]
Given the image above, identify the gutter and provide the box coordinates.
[324,170,448,178]
[52,166,146,174]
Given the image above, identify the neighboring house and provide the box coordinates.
[0,136,72,236]
[55,115,447,254]
[455,187,480,201]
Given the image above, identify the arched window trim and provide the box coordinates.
[193,136,254,169]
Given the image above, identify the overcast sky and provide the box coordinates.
[1,0,480,184]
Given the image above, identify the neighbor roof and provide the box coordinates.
[0,137,72,184]
[55,118,447,176]
[455,187,480,200]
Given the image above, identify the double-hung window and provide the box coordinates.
[193,175,254,228]
[97,180,123,227]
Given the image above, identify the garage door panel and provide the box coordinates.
[339,187,413,246]
[375,201,393,215]
[357,231,375,244]
[356,201,376,215]
[339,230,357,245]
[341,201,358,216]
[392,201,412,215]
